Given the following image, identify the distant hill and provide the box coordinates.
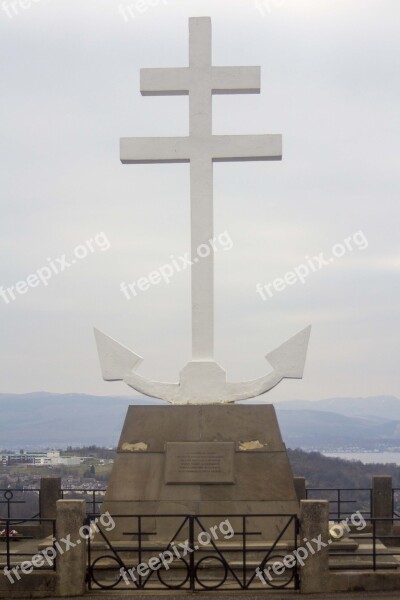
[276,395,400,420]
[2,392,400,451]
[275,395,400,450]
[0,392,163,449]
[276,408,400,450]
[288,448,400,488]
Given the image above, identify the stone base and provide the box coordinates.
[102,404,298,541]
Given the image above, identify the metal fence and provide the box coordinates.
[305,487,373,520]
[0,489,41,521]
[0,517,56,573]
[329,517,400,571]
[0,488,106,520]
[3,486,400,521]
[87,513,299,591]
[2,488,400,586]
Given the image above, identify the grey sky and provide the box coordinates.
[0,0,399,402]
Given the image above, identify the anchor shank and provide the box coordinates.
[190,156,214,360]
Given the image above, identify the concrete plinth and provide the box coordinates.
[300,500,329,594]
[294,477,306,502]
[40,478,61,537]
[102,404,298,541]
[55,500,86,597]
[372,476,393,538]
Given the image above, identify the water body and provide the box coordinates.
[323,451,400,465]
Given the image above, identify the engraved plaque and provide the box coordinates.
[165,442,234,484]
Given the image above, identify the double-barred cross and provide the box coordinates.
[121,17,282,361]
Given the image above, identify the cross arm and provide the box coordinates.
[212,67,261,94]
[141,66,261,96]
[140,68,190,96]
[211,134,282,161]
[120,137,190,163]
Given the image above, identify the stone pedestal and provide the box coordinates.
[56,500,86,597]
[299,500,329,594]
[372,475,393,538]
[103,404,298,541]
[294,477,306,502]
[40,477,62,537]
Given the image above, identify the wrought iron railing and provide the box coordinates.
[0,488,107,520]
[0,489,41,521]
[86,513,299,591]
[305,487,373,520]
[329,517,400,571]
[0,518,56,573]
[3,485,400,531]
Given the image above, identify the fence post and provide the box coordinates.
[294,477,307,502]
[372,475,392,537]
[299,500,329,594]
[55,500,86,597]
[40,477,62,537]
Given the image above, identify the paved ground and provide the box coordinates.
[44,593,400,600]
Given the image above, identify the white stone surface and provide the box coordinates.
[94,325,311,404]
[95,17,311,404]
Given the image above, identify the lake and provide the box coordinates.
[323,451,400,465]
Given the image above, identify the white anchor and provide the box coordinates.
[95,17,311,405]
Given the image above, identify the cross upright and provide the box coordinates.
[121,17,282,362]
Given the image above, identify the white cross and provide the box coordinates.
[121,17,282,361]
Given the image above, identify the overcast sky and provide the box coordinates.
[0,0,399,403]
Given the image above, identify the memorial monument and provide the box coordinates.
[94,17,311,541]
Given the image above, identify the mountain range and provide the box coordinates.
[275,396,400,450]
[1,392,400,451]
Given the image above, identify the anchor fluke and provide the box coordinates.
[93,326,311,404]
[94,328,143,381]
[265,325,311,378]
